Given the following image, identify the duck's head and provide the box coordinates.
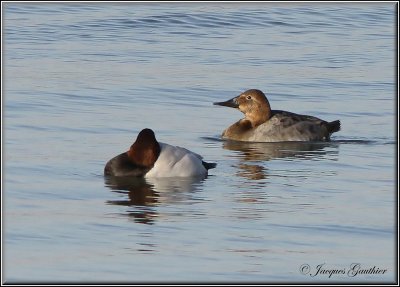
[214,89,272,126]
[128,128,161,168]
[136,128,157,144]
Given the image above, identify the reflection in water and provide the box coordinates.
[105,177,157,205]
[223,140,339,181]
[104,176,205,224]
[223,140,337,161]
[105,177,158,224]
[223,140,340,221]
[237,163,267,180]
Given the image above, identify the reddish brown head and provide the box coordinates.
[127,128,161,168]
[214,89,272,127]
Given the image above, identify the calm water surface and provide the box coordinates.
[3,2,396,283]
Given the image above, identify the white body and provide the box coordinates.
[145,143,207,178]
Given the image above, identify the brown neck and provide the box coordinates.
[127,141,160,168]
[246,101,271,127]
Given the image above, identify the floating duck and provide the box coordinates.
[214,89,341,142]
[104,128,216,178]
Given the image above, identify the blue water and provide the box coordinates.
[3,2,396,283]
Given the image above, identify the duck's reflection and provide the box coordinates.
[223,140,339,181]
[104,175,205,224]
[236,163,267,180]
[223,140,336,161]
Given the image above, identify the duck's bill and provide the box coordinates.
[213,97,239,108]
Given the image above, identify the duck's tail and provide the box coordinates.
[327,120,341,134]
[202,161,217,170]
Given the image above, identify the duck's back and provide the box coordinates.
[145,143,207,177]
[243,110,340,142]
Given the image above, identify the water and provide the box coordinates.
[3,2,396,283]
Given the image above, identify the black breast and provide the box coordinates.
[104,152,152,177]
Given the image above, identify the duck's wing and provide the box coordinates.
[267,110,340,141]
[162,143,216,171]
[271,110,340,132]
[271,110,325,123]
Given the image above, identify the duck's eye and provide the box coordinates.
[246,95,252,100]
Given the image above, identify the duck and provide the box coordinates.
[213,89,341,142]
[104,128,216,178]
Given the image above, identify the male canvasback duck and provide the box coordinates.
[104,128,216,178]
[214,89,341,142]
